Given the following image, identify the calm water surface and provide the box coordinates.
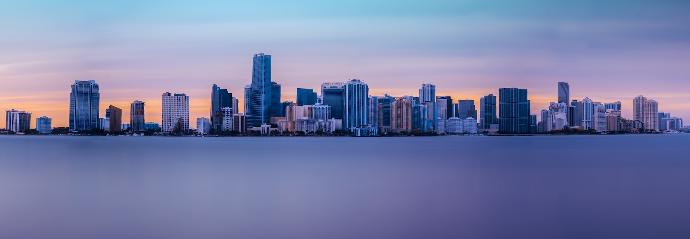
[1,135,689,239]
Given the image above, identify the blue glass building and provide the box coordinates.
[69,80,100,132]
[344,79,369,130]
[296,88,317,106]
[498,88,530,134]
[246,53,273,127]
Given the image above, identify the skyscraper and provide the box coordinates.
[418,84,437,132]
[69,80,100,132]
[419,84,436,103]
[105,105,122,132]
[246,53,273,127]
[436,97,450,120]
[437,96,453,119]
[633,95,659,131]
[391,96,413,133]
[498,88,530,134]
[321,82,346,119]
[480,94,498,129]
[605,101,622,111]
[130,100,146,132]
[457,100,477,120]
[270,82,282,118]
[36,116,52,134]
[297,88,318,106]
[582,97,594,130]
[5,109,31,133]
[368,96,379,128]
[558,82,570,104]
[344,79,369,129]
[377,95,395,132]
[162,92,190,133]
[211,84,232,132]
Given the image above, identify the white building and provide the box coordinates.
[593,103,608,133]
[463,117,478,134]
[5,109,31,133]
[162,92,190,132]
[633,95,659,132]
[221,107,233,131]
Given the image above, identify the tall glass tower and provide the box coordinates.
[498,88,530,134]
[211,84,232,131]
[69,80,100,132]
[558,82,570,104]
[246,53,273,127]
[344,79,369,130]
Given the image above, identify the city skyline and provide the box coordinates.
[2,1,690,127]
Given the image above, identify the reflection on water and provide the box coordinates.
[1,135,689,239]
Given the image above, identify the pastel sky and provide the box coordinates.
[1,0,690,127]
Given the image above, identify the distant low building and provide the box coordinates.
[36,116,52,134]
[196,117,211,135]
[6,109,32,134]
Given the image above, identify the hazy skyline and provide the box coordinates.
[2,0,690,127]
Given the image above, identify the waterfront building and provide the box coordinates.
[582,98,594,130]
[211,84,233,132]
[480,94,498,130]
[498,88,530,134]
[162,92,190,133]
[145,122,161,132]
[221,107,233,132]
[606,110,622,132]
[69,80,100,132]
[445,117,463,134]
[457,100,477,120]
[130,101,146,132]
[36,116,52,134]
[391,96,413,133]
[436,97,450,120]
[246,53,276,127]
[233,114,246,133]
[540,110,553,132]
[344,79,369,130]
[368,96,379,128]
[106,105,122,132]
[297,88,317,106]
[633,95,659,131]
[99,118,110,131]
[377,95,395,133]
[270,82,282,117]
[418,84,437,132]
[658,112,671,131]
[437,96,453,119]
[419,84,436,103]
[593,103,607,132]
[196,117,211,135]
[558,82,570,104]
[321,82,346,119]
[464,117,478,134]
[5,109,31,133]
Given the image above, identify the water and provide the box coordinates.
[1,135,689,239]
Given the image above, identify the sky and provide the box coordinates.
[1,0,690,128]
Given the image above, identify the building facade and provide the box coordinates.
[558,82,570,104]
[344,79,369,130]
[6,109,31,133]
[36,116,52,134]
[130,100,146,132]
[106,105,122,132]
[480,94,498,129]
[633,95,659,131]
[498,88,530,134]
[297,88,317,106]
[246,53,275,127]
[211,84,233,132]
[162,92,190,133]
[69,80,100,132]
[321,82,346,120]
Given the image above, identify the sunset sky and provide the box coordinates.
[1,0,689,127]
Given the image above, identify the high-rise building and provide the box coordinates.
[211,84,233,132]
[69,80,100,132]
[221,107,233,131]
[498,88,530,134]
[297,88,318,106]
[437,96,453,119]
[5,109,31,133]
[633,95,659,131]
[419,84,436,103]
[593,103,607,132]
[246,53,274,127]
[196,117,211,135]
[321,82,346,119]
[582,97,594,130]
[162,92,190,133]
[233,113,246,133]
[480,94,498,129]
[377,95,395,132]
[106,105,122,132]
[36,116,52,134]
[270,82,282,117]
[658,112,671,131]
[391,96,413,133]
[418,84,437,132]
[605,101,622,111]
[457,100,477,120]
[368,96,379,128]
[130,100,146,132]
[558,82,570,104]
[569,100,583,128]
[436,97,450,120]
[344,79,369,130]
